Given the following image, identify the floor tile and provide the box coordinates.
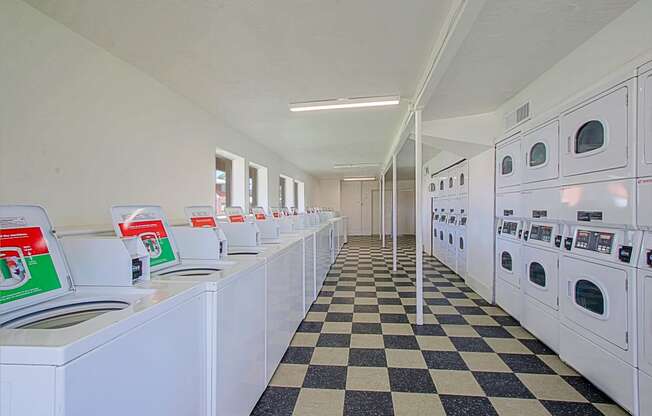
[422,350,469,371]
[517,374,587,402]
[484,338,532,354]
[461,352,512,373]
[269,364,308,388]
[489,397,551,416]
[302,365,347,390]
[386,349,428,369]
[350,334,384,349]
[473,372,535,399]
[450,337,493,352]
[251,386,300,416]
[381,323,415,335]
[561,376,614,404]
[293,388,345,416]
[416,335,456,351]
[291,333,319,347]
[430,369,485,396]
[388,367,437,393]
[540,400,603,416]
[383,335,420,350]
[343,390,394,416]
[439,394,498,416]
[346,366,391,392]
[499,353,555,374]
[281,347,314,364]
[348,348,388,367]
[310,347,350,366]
[391,392,446,416]
[316,334,351,348]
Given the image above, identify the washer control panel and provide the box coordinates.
[529,225,553,243]
[574,230,614,254]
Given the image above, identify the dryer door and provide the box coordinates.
[523,246,559,310]
[496,238,522,288]
[496,138,522,189]
[523,121,559,184]
[560,256,629,350]
[640,67,652,177]
[561,86,629,178]
[640,269,652,375]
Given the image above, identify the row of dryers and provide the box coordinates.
[0,203,346,416]
[494,59,652,415]
[430,161,469,278]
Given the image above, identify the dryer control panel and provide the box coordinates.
[529,225,553,243]
[574,230,614,254]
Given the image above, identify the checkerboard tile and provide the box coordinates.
[251,236,626,416]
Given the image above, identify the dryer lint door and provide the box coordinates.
[560,85,630,179]
[523,246,559,311]
[496,137,522,189]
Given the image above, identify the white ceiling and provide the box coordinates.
[423,0,637,120]
[26,0,454,178]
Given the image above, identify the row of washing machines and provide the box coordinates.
[494,59,652,415]
[431,161,469,278]
[0,203,346,416]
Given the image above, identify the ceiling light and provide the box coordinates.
[333,163,380,169]
[290,95,400,112]
[342,177,377,181]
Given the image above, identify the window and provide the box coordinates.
[279,177,286,208]
[459,173,465,186]
[575,279,605,315]
[501,252,512,271]
[529,142,547,167]
[501,156,513,175]
[529,262,546,287]
[248,165,258,208]
[575,120,604,154]
[215,156,232,214]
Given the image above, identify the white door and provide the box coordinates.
[639,66,652,177]
[561,86,630,178]
[341,181,363,235]
[523,246,559,310]
[560,256,629,350]
[523,120,560,184]
[496,238,522,288]
[496,137,522,189]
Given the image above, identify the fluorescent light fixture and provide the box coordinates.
[290,95,400,112]
[342,177,377,181]
[333,163,380,169]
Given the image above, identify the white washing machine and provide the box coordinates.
[638,232,652,416]
[437,211,448,265]
[560,76,636,185]
[496,132,522,190]
[522,119,560,189]
[446,211,458,272]
[559,224,642,414]
[521,219,562,353]
[0,205,208,416]
[638,62,652,229]
[456,212,468,279]
[431,201,441,259]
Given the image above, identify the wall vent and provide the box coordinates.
[504,101,530,131]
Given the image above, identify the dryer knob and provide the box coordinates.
[554,235,562,248]
[497,226,502,235]
[618,246,633,263]
[518,230,523,239]
[564,237,573,251]
[646,250,652,267]
[523,231,529,241]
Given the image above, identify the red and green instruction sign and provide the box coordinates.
[118,220,176,268]
[1,227,62,304]
[190,216,217,228]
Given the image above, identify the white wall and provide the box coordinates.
[315,179,341,211]
[0,0,318,228]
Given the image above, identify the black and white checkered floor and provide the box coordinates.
[251,236,628,416]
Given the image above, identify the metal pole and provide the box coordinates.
[381,176,385,247]
[392,154,398,272]
[415,109,424,326]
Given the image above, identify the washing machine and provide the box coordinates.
[0,205,208,416]
[560,76,636,185]
[638,61,652,229]
[559,223,642,414]
[496,132,522,190]
[522,119,560,189]
[446,209,458,272]
[437,210,448,265]
[495,190,524,320]
[637,231,652,416]
[456,210,468,280]
[458,161,469,196]
[431,199,440,259]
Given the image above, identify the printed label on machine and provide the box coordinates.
[190,216,217,228]
[0,227,62,304]
[118,220,176,267]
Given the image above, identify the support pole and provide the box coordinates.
[415,109,424,326]
[381,176,385,246]
[392,154,398,272]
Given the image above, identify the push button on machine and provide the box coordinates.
[564,237,573,251]
[618,246,633,263]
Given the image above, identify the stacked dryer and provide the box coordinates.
[429,161,468,278]
[637,61,652,416]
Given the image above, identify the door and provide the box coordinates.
[398,189,415,235]
[640,66,652,177]
[523,120,559,184]
[560,256,629,350]
[523,246,559,310]
[641,270,652,374]
[496,137,522,189]
[496,238,522,288]
[560,86,630,178]
[341,181,363,235]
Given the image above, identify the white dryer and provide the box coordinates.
[496,133,522,190]
[0,205,208,416]
[437,211,448,265]
[559,225,642,414]
[458,161,469,196]
[522,119,560,189]
[638,231,652,416]
[456,212,468,280]
[638,61,652,229]
[495,190,524,320]
[560,76,636,185]
[446,211,458,272]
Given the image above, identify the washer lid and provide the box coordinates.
[0,205,73,314]
[111,205,180,273]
